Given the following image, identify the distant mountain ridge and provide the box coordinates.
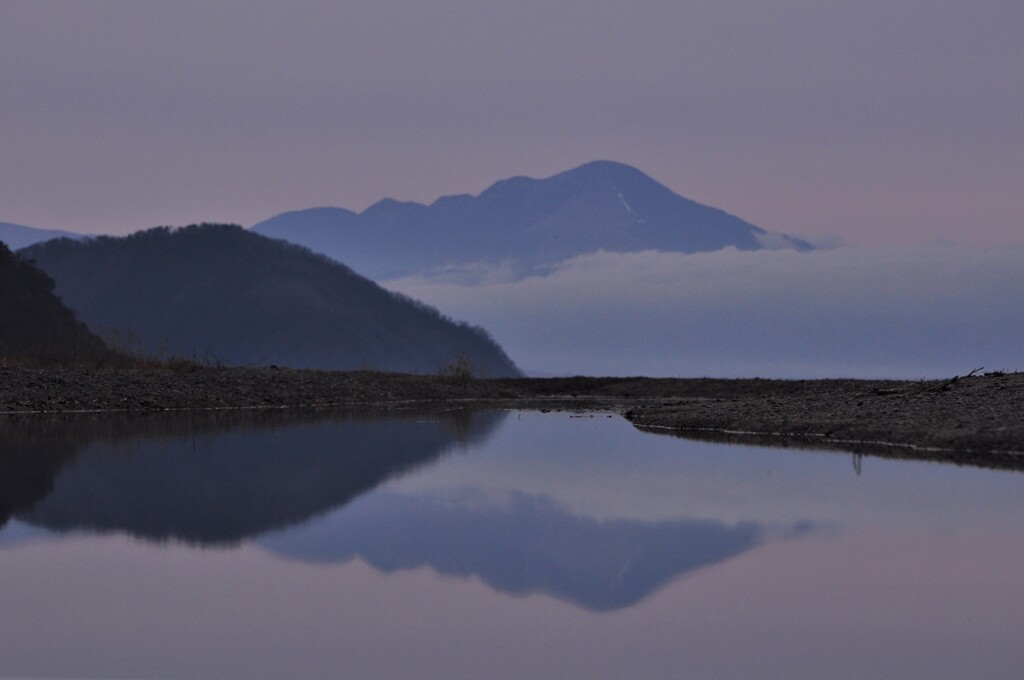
[20,225,519,375]
[252,161,812,280]
[0,222,84,250]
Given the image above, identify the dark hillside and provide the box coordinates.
[0,242,108,364]
[20,225,519,375]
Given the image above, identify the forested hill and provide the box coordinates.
[0,242,108,364]
[20,225,519,376]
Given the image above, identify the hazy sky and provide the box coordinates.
[2,1,1021,246]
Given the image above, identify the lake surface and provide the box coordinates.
[1,409,1022,679]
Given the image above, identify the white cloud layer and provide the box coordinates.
[385,246,1024,378]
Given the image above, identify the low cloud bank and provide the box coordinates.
[385,246,1024,379]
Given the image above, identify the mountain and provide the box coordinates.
[0,222,84,250]
[19,224,519,375]
[251,160,813,280]
[0,241,108,364]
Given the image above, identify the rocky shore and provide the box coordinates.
[624,371,1024,471]
[2,366,1021,466]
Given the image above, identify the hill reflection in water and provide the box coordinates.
[5,408,502,543]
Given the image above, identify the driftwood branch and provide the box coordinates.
[876,367,984,396]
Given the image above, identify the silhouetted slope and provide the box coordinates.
[0,242,108,363]
[0,222,84,250]
[252,160,812,279]
[20,225,519,375]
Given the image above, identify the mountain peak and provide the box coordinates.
[555,160,651,180]
[252,161,812,280]
[478,161,651,198]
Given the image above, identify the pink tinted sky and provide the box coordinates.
[1,0,1021,246]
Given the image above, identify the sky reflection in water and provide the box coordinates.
[1,410,1022,679]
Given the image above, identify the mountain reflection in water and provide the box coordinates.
[5,411,1022,679]
[261,489,813,611]
[4,408,504,543]
[1,409,813,611]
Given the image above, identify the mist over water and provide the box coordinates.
[386,245,1024,378]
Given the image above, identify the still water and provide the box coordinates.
[1,409,1022,679]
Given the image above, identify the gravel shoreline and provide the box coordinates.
[2,366,1021,467]
[624,371,1024,471]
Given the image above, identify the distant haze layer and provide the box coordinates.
[385,245,1024,379]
